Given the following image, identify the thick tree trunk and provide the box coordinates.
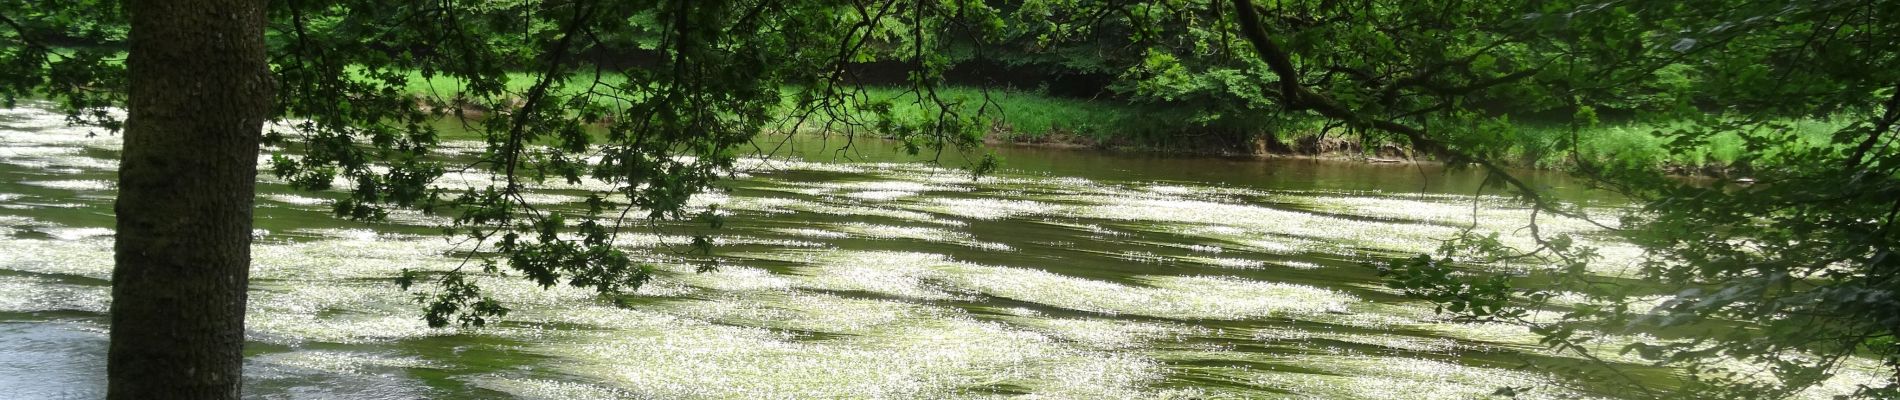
[109,0,272,398]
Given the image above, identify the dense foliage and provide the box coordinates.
[1334,1,1900,398]
[8,0,1017,327]
[7,0,1900,397]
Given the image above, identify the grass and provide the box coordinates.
[852,86,1139,141]
[385,70,1226,142]
[356,69,1863,173]
[25,53,1851,173]
[1504,118,1848,171]
[795,85,1852,175]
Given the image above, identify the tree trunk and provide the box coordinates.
[109,0,272,398]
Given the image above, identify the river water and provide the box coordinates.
[0,102,1883,399]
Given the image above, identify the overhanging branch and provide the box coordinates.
[1229,0,1603,225]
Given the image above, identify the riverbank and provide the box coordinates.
[6,102,1884,398]
[396,72,1848,177]
[864,87,1847,178]
[788,86,1844,178]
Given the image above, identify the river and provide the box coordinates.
[0,102,1880,399]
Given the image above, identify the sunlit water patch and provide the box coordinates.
[745,250,1355,320]
[1,103,1889,398]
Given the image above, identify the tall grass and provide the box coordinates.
[1506,118,1847,170]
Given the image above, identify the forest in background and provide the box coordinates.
[7,0,1900,398]
[10,0,1839,173]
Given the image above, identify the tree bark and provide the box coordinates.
[109,0,272,398]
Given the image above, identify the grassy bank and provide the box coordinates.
[1503,119,1845,173]
[842,84,1848,175]
[393,71,1842,174]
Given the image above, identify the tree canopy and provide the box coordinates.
[5,0,1900,397]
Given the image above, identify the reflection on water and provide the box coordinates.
[0,323,107,399]
[0,102,1883,399]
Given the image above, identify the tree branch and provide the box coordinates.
[1846,83,1900,170]
[1229,0,1604,226]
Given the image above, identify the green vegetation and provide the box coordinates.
[390,69,1226,148]
[401,67,1845,171]
[6,0,1900,398]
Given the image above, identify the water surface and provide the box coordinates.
[0,102,1881,399]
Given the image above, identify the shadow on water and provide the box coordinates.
[0,103,1774,399]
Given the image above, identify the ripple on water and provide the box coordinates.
[814,222,1012,251]
[752,250,1356,320]
[19,180,115,191]
[511,308,1183,399]
[0,276,110,313]
[999,315,1206,350]
[1189,353,1597,399]
[0,323,108,399]
[245,350,443,399]
[718,193,962,226]
[0,238,114,279]
[2,103,1891,398]
[907,197,1061,220]
[245,282,449,344]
